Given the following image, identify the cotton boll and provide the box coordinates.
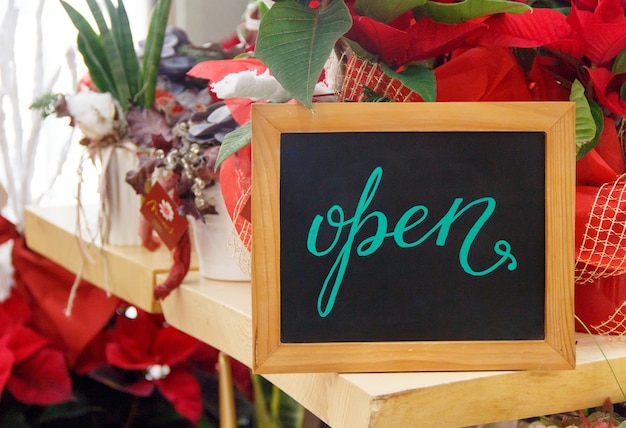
[66,91,120,141]
[211,69,291,102]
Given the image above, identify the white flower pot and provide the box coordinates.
[189,183,250,281]
[103,147,141,246]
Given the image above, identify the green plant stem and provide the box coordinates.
[270,385,281,420]
[252,374,273,428]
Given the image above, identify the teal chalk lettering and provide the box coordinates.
[307,167,384,318]
[306,167,517,317]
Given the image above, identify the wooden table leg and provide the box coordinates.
[218,351,237,428]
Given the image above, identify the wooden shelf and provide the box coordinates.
[24,205,626,427]
[162,272,626,428]
[24,205,196,313]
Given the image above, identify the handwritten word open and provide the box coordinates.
[306,166,517,318]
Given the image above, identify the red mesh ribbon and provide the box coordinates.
[340,55,424,103]
[575,117,626,285]
[575,176,626,284]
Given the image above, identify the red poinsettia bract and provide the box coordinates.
[586,66,626,117]
[568,0,626,66]
[434,45,532,101]
[0,292,72,405]
[104,310,203,423]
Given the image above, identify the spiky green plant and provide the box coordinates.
[60,0,172,113]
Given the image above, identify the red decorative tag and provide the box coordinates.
[140,182,188,250]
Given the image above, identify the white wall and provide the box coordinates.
[171,0,250,44]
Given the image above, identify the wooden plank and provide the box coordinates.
[23,205,195,313]
[27,204,626,428]
[160,273,252,364]
[162,273,626,428]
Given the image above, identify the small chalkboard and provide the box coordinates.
[251,102,575,373]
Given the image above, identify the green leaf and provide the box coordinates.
[255,0,352,109]
[612,49,626,74]
[86,0,131,111]
[216,122,251,170]
[570,79,599,159]
[379,62,436,102]
[59,0,114,92]
[77,33,117,94]
[252,375,273,428]
[340,37,378,62]
[416,0,531,24]
[252,374,304,428]
[30,93,63,118]
[361,87,391,102]
[139,0,172,108]
[106,0,141,98]
[615,50,626,102]
[354,0,428,23]
[577,99,604,160]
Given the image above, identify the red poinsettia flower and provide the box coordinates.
[577,0,626,10]
[434,45,532,101]
[344,1,412,55]
[403,18,487,64]
[586,66,626,117]
[0,292,72,405]
[104,309,203,423]
[481,8,582,58]
[567,0,626,65]
[345,14,411,67]
[577,116,626,187]
[527,53,574,101]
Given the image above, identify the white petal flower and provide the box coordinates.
[211,69,291,103]
[66,91,121,141]
[159,199,174,222]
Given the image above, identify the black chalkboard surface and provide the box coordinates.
[280,131,546,343]
[251,102,575,373]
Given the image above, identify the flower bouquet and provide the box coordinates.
[54,0,172,248]
[44,0,256,299]
[188,0,626,337]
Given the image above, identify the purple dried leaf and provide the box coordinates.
[127,106,174,147]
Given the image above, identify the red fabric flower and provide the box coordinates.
[0,292,72,405]
[104,310,202,423]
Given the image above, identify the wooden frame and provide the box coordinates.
[251,102,575,374]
